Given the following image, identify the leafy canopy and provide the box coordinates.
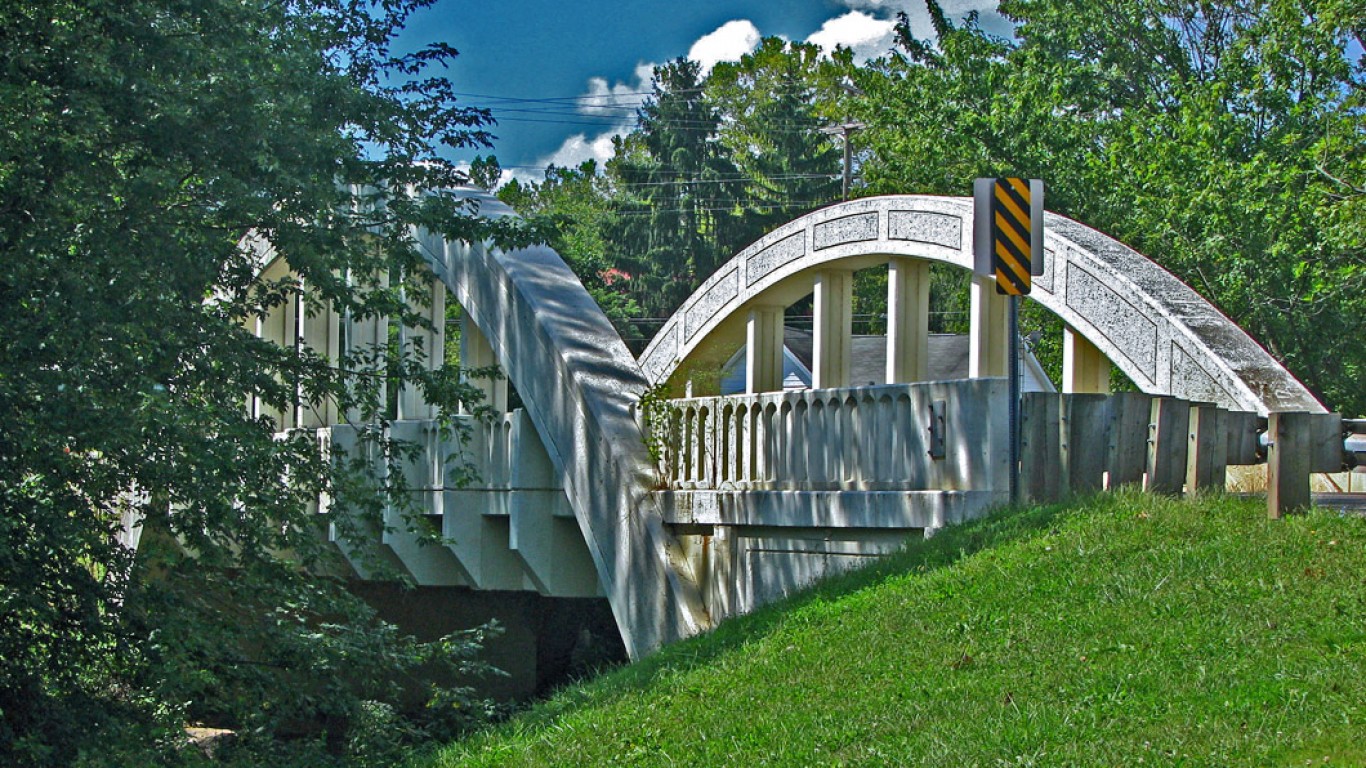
[0,0,500,762]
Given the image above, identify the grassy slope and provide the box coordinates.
[421,492,1365,767]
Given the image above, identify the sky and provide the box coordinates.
[398,0,1010,183]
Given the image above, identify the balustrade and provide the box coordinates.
[651,379,1009,494]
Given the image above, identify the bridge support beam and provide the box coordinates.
[969,274,1008,378]
[886,258,930,383]
[812,269,852,389]
[1063,327,1111,394]
[461,311,508,413]
[746,305,785,394]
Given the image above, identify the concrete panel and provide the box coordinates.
[381,492,469,587]
[509,490,602,598]
[732,528,912,617]
[442,489,534,591]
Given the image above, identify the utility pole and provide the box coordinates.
[821,121,866,200]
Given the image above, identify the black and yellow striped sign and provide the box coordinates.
[992,177,1033,295]
[973,177,1044,294]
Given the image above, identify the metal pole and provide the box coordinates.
[842,135,852,200]
[1008,294,1021,506]
[821,121,865,201]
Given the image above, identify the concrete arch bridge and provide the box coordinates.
[251,194,1332,675]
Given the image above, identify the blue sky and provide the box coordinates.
[399,0,1008,182]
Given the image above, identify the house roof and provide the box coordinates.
[781,328,972,386]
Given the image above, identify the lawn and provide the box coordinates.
[418,491,1365,767]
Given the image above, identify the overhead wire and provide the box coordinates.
[452,86,845,135]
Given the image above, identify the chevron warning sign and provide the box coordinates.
[992,178,1032,294]
[973,177,1045,295]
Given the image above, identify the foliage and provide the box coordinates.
[423,491,1366,766]
[606,58,747,319]
[852,0,1365,414]
[706,39,843,246]
[0,0,503,763]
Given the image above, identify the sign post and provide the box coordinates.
[974,177,1044,506]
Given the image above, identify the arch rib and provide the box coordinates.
[416,213,709,659]
[639,195,1323,416]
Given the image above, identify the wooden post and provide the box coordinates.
[1021,393,1064,503]
[1107,393,1152,489]
[1146,397,1191,495]
[1186,404,1228,492]
[1268,412,1343,518]
[1065,394,1110,495]
[1224,410,1264,467]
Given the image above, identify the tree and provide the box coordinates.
[607,58,745,318]
[0,0,499,763]
[706,38,844,251]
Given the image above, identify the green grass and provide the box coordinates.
[417,491,1366,767]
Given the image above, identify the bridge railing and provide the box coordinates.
[651,384,1357,515]
[651,378,1010,493]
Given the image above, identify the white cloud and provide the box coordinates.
[517,20,762,181]
[511,5,1008,186]
[580,61,655,118]
[534,132,620,173]
[510,63,653,183]
[828,0,1004,43]
[686,19,761,75]
[806,11,898,62]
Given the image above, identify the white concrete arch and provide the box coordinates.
[411,200,710,660]
[638,195,1324,415]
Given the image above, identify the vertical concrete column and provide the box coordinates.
[299,286,344,427]
[746,305,785,394]
[342,271,388,424]
[812,269,852,390]
[283,288,302,429]
[886,258,930,383]
[460,312,507,413]
[398,280,445,420]
[250,315,264,420]
[1063,327,1111,394]
[968,274,1008,378]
